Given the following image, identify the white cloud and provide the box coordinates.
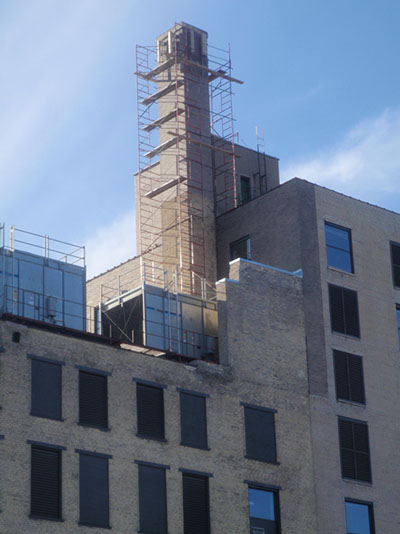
[85,210,136,279]
[281,108,400,206]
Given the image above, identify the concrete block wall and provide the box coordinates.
[0,259,317,534]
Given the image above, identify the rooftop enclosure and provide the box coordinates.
[135,22,243,296]
[0,224,86,330]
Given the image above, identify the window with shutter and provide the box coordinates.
[391,242,400,288]
[78,451,110,528]
[182,473,210,534]
[30,358,63,420]
[338,418,371,482]
[243,404,277,463]
[230,236,251,261]
[136,383,165,440]
[248,486,280,534]
[30,445,62,520]
[325,222,354,273]
[345,500,375,534]
[79,371,108,429]
[396,306,400,349]
[329,284,360,337]
[180,391,208,449]
[333,350,365,404]
[138,463,168,533]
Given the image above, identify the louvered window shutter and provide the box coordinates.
[138,464,167,533]
[31,359,62,419]
[31,446,61,519]
[329,285,360,337]
[137,383,165,439]
[180,392,207,449]
[182,473,210,534]
[343,288,360,337]
[244,407,277,463]
[334,350,365,404]
[339,418,371,482]
[79,453,110,527]
[79,371,108,428]
[329,285,345,333]
[391,243,400,287]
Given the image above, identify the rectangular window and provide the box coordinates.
[248,486,280,534]
[333,350,365,404]
[243,404,277,463]
[138,463,168,534]
[137,383,165,440]
[391,242,400,288]
[396,306,400,348]
[230,236,251,261]
[338,418,371,483]
[325,222,354,273]
[241,175,251,204]
[180,391,208,449]
[329,284,360,337]
[78,451,110,528]
[30,444,62,520]
[31,358,62,420]
[182,473,210,534]
[79,371,108,429]
[345,500,375,534]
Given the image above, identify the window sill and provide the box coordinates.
[30,514,64,522]
[78,422,110,432]
[343,477,373,486]
[337,398,366,408]
[331,331,361,340]
[79,522,111,529]
[180,442,210,451]
[245,455,280,465]
[136,433,167,442]
[327,266,355,276]
[30,413,64,422]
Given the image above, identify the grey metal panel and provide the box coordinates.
[182,302,202,334]
[203,308,218,337]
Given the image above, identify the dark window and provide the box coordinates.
[325,222,354,273]
[396,306,400,348]
[333,350,365,404]
[338,418,371,482]
[31,359,62,420]
[138,464,168,533]
[248,487,280,534]
[241,176,251,204]
[79,371,108,429]
[345,500,375,534]
[182,473,210,534]
[244,406,277,463]
[78,452,110,528]
[180,392,207,449]
[391,242,400,288]
[329,284,360,337]
[230,236,251,261]
[137,383,165,440]
[30,445,62,520]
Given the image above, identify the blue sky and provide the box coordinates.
[1,0,400,277]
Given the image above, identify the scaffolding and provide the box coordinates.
[135,23,242,297]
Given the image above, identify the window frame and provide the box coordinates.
[230,235,251,261]
[240,175,252,204]
[390,241,400,288]
[338,417,372,483]
[324,221,354,273]
[247,483,281,534]
[345,498,375,534]
[333,350,366,405]
[242,403,278,464]
[328,284,361,338]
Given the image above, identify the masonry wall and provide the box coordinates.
[0,259,317,534]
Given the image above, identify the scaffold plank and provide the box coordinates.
[180,58,244,84]
[135,58,175,80]
[144,176,186,199]
[167,131,238,157]
[142,108,185,132]
[141,80,184,106]
[144,137,177,159]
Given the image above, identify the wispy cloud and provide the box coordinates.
[85,210,136,279]
[282,108,400,209]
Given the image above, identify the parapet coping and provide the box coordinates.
[216,258,303,286]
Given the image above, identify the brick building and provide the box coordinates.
[1,21,399,534]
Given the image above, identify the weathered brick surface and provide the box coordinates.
[0,260,317,534]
